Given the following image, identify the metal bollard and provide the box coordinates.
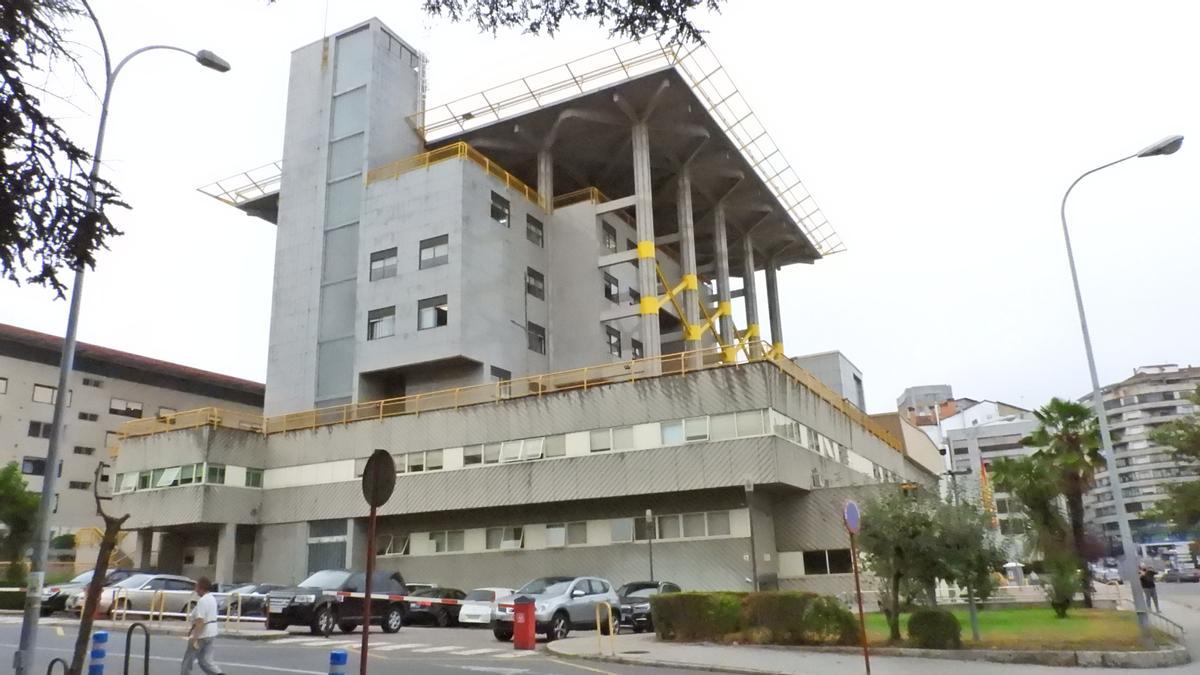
[329,649,348,675]
[87,630,109,675]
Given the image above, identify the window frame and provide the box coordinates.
[490,191,511,227]
[527,321,546,354]
[605,325,622,357]
[526,267,545,300]
[417,295,449,331]
[109,397,144,419]
[602,272,619,303]
[526,215,544,247]
[418,235,449,269]
[369,247,398,281]
[367,306,397,340]
[601,223,617,252]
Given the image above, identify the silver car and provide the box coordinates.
[67,573,196,617]
[492,576,620,642]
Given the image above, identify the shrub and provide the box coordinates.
[741,591,816,644]
[907,608,961,649]
[50,533,76,550]
[0,590,23,610]
[652,592,742,641]
[1044,554,1081,618]
[802,595,859,646]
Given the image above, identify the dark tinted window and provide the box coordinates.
[827,549,853,574]
[345,573,366,591]
[662,583,682,593]
[588,579,608,594]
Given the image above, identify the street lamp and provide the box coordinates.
[13,3,230,673]
[645,509,656,581]
[1059,133,1183,647]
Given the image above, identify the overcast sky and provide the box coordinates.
[3,0,1198,413]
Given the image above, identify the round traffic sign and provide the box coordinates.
[361,449,396,507]
[843,500,861,534]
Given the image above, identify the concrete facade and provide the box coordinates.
[792,351,866,411]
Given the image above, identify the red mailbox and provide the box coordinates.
[512,597,537,650]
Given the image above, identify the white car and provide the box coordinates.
[458,587,515,625]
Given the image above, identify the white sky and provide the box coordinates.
[2,0,1198,413]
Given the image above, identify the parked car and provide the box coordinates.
[1162,568,1200,583]
[404,587,466,627]
[216,583,287,617]
[405,582,436,594]
[458,587,515,626]
[41,568,156,616]
[616,580,681,633]
[1097,567,1122,584]
[67,573,195,617]
[266,569,408,635]
[492,576,620,642]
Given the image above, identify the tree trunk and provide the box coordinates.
[69,519,122,675]
[889,573,902,642]
[926,584,938,607]
[966,582,981,642]
[1065,473,1093,609]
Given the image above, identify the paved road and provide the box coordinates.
[1159,579,1200,611]
[0,617,682,675]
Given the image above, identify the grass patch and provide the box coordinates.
[863,607,1171,651]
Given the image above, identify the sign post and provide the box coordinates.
[843,500,870,675]
[359,450,396,675]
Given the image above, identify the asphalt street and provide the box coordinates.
[0,617,684,675]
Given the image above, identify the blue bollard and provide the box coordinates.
[87,631,109,675]
[329,649,348,675]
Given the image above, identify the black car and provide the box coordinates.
[266,569,408,635]
[40,568,157,616]
[616,581,681,633]
[217,583,287,617]
[404,587,466,627]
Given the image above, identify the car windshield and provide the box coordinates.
[410,588,441,597]
[68,571,94,585]
[299,570,352,589]
[626,587,659,599]
[114,574,154,589]
[230,584,258,594]
[465,589,495,601]
[617,582,658,597]
[517,577,574,595]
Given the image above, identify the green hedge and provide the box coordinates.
[652,591,858,646]
[907,608,961,649]
[0,590,24,611]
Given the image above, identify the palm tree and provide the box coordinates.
[1021,398,1103,608]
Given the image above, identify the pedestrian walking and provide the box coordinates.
[1139,566,1160,613]
[182,577,225,675]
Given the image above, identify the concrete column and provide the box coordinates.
[134,529,153,569]
[537,149,553,212]
[631,122,661,362]
[741,235,762,357]
[156,532,184,574]
[213,523,237,584]
[713,204,735,358]
[676,170,701,362]
[764,258,784,355]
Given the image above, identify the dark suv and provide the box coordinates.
[266,569,408,634]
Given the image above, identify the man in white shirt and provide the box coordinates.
[182,577,224,675]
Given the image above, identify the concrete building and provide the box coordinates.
[111,19,939,592]
[0,322,263,536]
[1082,364,1200,544]
[792,351,865,411]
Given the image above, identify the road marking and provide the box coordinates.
[0,642,327,675]
[292,639,345,646]
[373,643,429,651]
[451,648,501,655]
[493,651,535,658]
[268,637,319,644]
[55,627,64,636]
[458,667,530,674]
[410,645,463,653]
[323,639,362,646]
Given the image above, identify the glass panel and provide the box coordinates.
[590,429,612,452]
[657,515,681,540]
[610,518,633,542]
[322,224,358,282]
[325,176,361,228]
[500,440,523,462]
[567,522,587,545]
[431,531,447,553]
[544,435,566,458]
[463,445,482,465]
[709,413,737,441]
[736,410,765,436]
[333,27,371,92]
[446,530,464,552]
[426,449,443,470]
[682,513,706,538]
[803,550,829,575]
[522,437,544,459]
[331,87,367,138]
[612,426,634,450]
[309,520,347,538]
[684,417,708,441]
[545,524,566,547]
[483,443,501,464]
[328,132,364,178]
[661,421,684,445]
[706,511,731,536]
[407,452,424,472]
[827,549,853,574]
[485,527,502,550]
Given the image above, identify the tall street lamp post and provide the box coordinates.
[12,4,229,673]
[1059,134,1183,646]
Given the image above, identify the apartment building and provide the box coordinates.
[110,18,939,593]
[0,322,263,533]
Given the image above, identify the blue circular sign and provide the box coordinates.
[843,500,861,534]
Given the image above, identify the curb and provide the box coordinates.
[547,640,1192,671]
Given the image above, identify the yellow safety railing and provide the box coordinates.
[112,588,130,621]
[150,590,168,624]
[115,344,903,452]
[553,187,608,209]
[224,593,243,629]
[595,601,616,655]
[366,141,546,210]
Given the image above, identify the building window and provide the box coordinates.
[78,412,98,422]
[245,468,264,488]
[109,398,143,418]
[73,446,95,456]
[526,267,545,300]
[21,457,46,476]
[463,445,483,466]
[485,526,523,550]
[606,326,622,357]
[68,481,91,491]
[545,434,566,458]
[0,377,7,394]
[602,223,617,252]
[367,306,396,340]
[431,530,465,553]
[527,321,546,354]
[490,366,512,398]
[803,549,853,575]
[82,377,103,388]
[417,295,449,330]
[631,339,643,359]
[610,518,634,542]
[602,272,619,302]
[206,464,226,485]
[418,235,449,269]
[105,431,120,449]
[526,215,544,247]
[590,429,612,453]
[629,288,641,304]
[33,384,56,404]
[369,248,398,281]
[28,421,52,439]
[626,238,637,252]
[546,522,588,547]
[490,192,510,226]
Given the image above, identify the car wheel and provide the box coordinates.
[266,616,287,631]
[434,608,450,628]
[381,605,404,634]
[545,611,570,642]
[493,625,513,642]
[339,622,358,634]
[311,606,336,636]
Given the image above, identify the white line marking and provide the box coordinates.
[373,643,429,651]
[410,645,464,653]
[268,637,319,644]
[493,651,536,658]
[451,648,501,655]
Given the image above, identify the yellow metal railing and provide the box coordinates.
[366,141,546,210]
[553,187,608,209]
[115,344,903,452]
